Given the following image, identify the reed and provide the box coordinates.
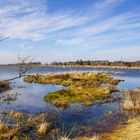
[122,89,140,111]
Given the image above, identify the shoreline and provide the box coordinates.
[0,64,140,70]
[47,65,140,70]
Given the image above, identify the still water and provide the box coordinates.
[0,66,140,130]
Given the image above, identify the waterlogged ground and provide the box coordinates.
[0,66,140,137]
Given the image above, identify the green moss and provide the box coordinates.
[44,87,110,104]
[44,89,77,102]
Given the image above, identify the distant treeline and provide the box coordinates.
[1,60,140,67]
[50,60,140,67]
[0,62,42,67]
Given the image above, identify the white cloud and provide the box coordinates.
[55,11,140,49]
[0,0,91,41]
[0,0,128,42]
[0,0,140,62]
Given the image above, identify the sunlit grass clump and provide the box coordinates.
[24,72,122,108]
[123,89,140,112]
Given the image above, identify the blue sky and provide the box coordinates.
[0,0,140,64]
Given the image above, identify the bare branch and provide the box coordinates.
[0,55,35,83]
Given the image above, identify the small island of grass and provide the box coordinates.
[24,72,122,107]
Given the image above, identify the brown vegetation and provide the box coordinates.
[24,72,122,108]
[122,88,140,112]
[0,112,55,140]
[0,81,10,93]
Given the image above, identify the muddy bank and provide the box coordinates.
[0,81,10,93]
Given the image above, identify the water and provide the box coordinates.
[0,66,140,132]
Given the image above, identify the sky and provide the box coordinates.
[0,0,140,64]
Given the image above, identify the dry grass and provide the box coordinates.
[37,122,51,135]
[0,112,54,139]
[100,116,140,140]
[122,89,140,111]
[0,122,8,132]
[96,89,140,140]
[60,137,71,140]
[24,72,122,108]
[73,135,101,140]
[8,111,27,119]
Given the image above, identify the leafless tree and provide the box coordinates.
[0,55,35,83]
[17,55,35,77]
[0,37,35,83]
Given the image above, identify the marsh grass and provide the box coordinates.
[73,135,101,140]
[25,72,122,107]
[8,111,27,119]
[0,112,55,139]
[122,89,140,112]
[37,122,50,135]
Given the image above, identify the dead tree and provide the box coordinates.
[0,37,35,83]
[0,55,35,83]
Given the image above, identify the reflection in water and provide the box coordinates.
[0,81,65,113]
[0,66,140,130]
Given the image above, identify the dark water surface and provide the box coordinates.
[0,66,140,132]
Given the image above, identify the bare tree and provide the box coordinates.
[17,55,35,77]
[0,55,34,83]
[0,37,35,83]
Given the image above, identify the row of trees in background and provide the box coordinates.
[50,60,140,67]
[1,59,140,67]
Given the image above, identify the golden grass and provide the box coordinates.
[73,135,101,140]
[60,136,70,140]
[122,89,140,111]
[100,117,140,140]
[0,122,8,132]
[37,122,48,135]
[8,111,27,119]
[28,72,121,107]
[0,112,53,139]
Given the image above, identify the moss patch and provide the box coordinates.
[45,87,110,103]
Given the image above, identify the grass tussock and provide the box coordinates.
[60,136,70,140]
[0,81,10,93]
[37,122,51,135]
[24,72,122,107]
[0,122,8,132]
[8,111,27,119]
[122,89,140,111]
[73,135,101,140]
[24,72,121,86]
[100,117,140,140]
[0,112,54,139]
